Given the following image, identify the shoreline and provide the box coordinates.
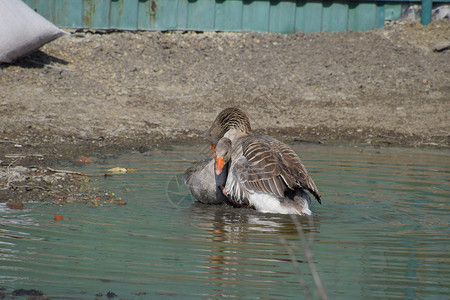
[1,20,449,202]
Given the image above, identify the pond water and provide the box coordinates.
[1,143,449,299]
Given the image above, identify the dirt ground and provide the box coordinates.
[0,20,449,203]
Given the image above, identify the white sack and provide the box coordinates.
[0,0,66,63]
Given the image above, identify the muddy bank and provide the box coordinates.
[0,20,449,203]
[0,164,122,206]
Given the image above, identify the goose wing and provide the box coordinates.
[230,135,321,204]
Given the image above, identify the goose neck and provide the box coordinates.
[223,129,249,144]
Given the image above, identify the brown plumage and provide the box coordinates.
[233,134,321,204]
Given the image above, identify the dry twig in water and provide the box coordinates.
[47,167,89,176]
[290,214,327,300]
[46,167,112,178]
[280,236,312,300]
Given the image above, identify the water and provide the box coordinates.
[1,143,449,299]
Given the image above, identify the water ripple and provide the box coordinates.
[0,144,449,299]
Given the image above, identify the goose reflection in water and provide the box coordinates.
[188,202,321,295]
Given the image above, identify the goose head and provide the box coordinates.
[207,107,252,147]
[214,137,232,176]
[214,137,232,202]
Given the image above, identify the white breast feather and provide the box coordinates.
[248,192,312,215]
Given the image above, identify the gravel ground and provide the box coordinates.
[0,20,449,203]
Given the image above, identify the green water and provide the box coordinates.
[1,143,449,299]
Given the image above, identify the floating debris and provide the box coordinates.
[108,167,137,174]
[6,200,24,209]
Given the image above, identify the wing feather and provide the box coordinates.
[227,134,321,204]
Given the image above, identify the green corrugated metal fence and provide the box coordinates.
[22,0,449,33]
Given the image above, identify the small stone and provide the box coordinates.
[75,156,92,164]
[12,289,43,296]
[107,291,118,298]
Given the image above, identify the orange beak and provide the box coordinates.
[215,157,225,175]
[211,142,216,158]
